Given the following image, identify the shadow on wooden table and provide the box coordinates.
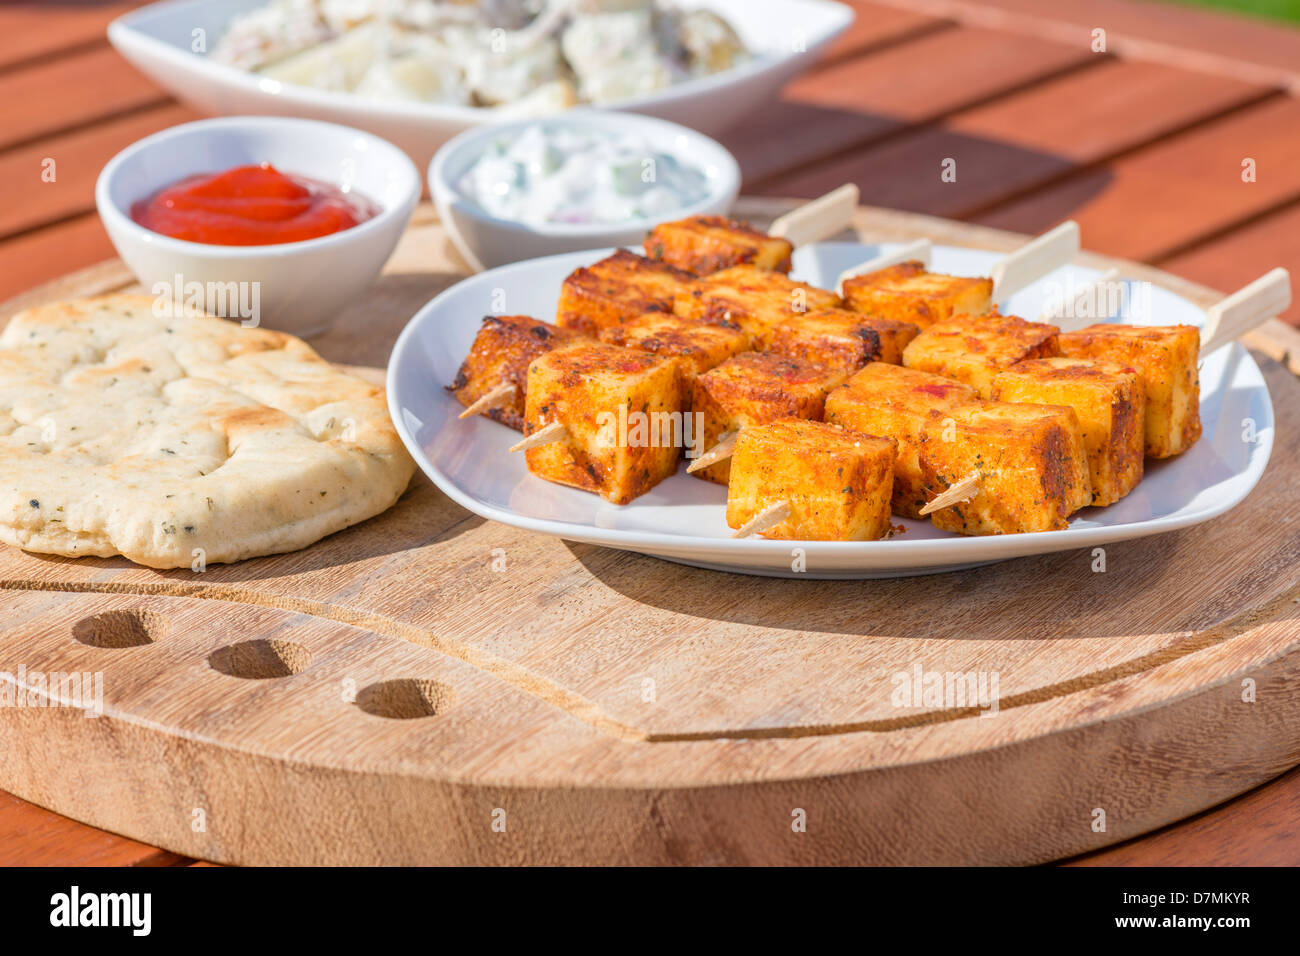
[563,535,1192,641]
[722,101,1115,224]
[566,356,1300,641]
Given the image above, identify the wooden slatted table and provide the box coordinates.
[2,0,1299,865]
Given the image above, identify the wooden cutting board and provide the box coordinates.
[1,200,1298,866]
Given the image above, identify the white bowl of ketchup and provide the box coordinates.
[96,116,420,337]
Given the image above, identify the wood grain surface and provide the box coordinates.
[5,0,1300,866]
[0,201,1296,865]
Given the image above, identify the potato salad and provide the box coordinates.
[212,0,750,112]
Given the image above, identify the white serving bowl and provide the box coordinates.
[429,111,741,271]
[95,115,420,337]
[107,0,856,173]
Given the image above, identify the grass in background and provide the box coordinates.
[1164,0,1300,23]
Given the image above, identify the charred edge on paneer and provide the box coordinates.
[597,311,750,390]
[522,342,686,505]
[674,265,843,349]
[842,260,994,331]
[556,250,697,336]
[824,362,979,518]
[644,215,794,276]
[992,357,1145,506]
[1058,324,1201,459]
[903,312,1061,398]
[448,314,587,431]
[691,351,847,485]
[726,419,896,541]
[917,400,1093,535]
[769,308,920,372]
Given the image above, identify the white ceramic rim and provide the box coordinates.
[94,115,422,257]
[386,245,1276,574]
[108,0,855,123]
[428,109,743,240]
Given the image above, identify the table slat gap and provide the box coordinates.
[876,0,1300,91]
[947,88,1290,222]
[1150,189,1300,268]
[744,48,1114,193]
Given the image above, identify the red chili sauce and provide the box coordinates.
[130,163,379,246]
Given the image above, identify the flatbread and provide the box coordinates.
[0,295,414,568]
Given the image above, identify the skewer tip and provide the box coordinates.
[685,430,738,474]
[919,470,982,516]
[508,420,567,453]
[732,500,793,538]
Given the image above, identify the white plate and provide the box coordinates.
[387,244,1275,578]
[108,0,855,172]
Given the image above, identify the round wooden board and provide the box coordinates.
[1,201,1298,866]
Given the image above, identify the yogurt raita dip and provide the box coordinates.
[458,123,711,227]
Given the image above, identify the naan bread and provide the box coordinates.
[0,295,414,568]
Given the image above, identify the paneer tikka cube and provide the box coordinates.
[644,215,793,276]
[917,400,1093,534]
[691,352,846,484]
[992,357,1145,506]
[556,250,696,336]
[726,419,896,541]
[597,311,750,391]
[842,260,993,330]
[1058,323,1201,459]
[769,308,919,371]
[674,265,842,348]
[522,342,686,504]
[448,314,587,431]
[903,313,1061,398]
[824,362,980,518]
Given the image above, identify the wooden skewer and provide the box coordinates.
[832,220,1078,306]
[1042,267,1290,350]
[919,470,982,515]
[990,220,1080,302]
[508,420,567,452]
[1201,267,1291,357]
[1042,267,1121,329]
[768,184,860,247]
[458,382,516,419]
[732,500,792,538]
[836,238,932,295]
[685,430,737,474]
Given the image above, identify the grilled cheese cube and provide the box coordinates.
[675,265,842,348]
[556,250,696,336]
[903,313,1060,398]
[1058,324,1201,458]
[843,260,993,330]
[770,308,919,371]
[992,358,1145,506]
[824,363,979,518]
[522,343,685,504]
[691,352,845,484]
[918,401,1092,535]
[448,314,587,431]
[726,420,896,541]
[645,215,793,275]
[597,311,750,391]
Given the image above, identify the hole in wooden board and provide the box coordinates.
[356,679,455,719]
[72,609,169,648]
[208,639,311,679]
